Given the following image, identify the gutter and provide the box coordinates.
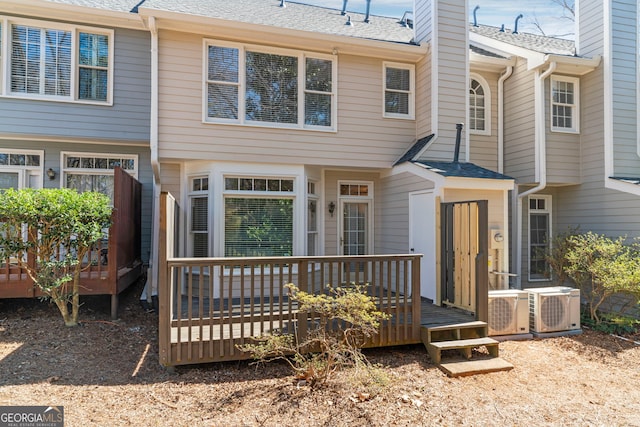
[143,15,161,298]
[497,65,513,174]
[514,61,556,288]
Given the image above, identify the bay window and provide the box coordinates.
[205,40,336,130]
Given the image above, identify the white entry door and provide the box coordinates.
[409,191,436,301]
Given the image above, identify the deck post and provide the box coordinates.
[475,200,489,322]
[158,192,174,367]
[296,259,309,344]
[411,255,422,340]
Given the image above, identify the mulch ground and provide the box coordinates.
[0,279,639,426]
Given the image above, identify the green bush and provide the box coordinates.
[582,312,640,335]
[548,231,640,323]
[238,283,389,386]
[0,188,112,326]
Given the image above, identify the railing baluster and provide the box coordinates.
[209,263,214,357]
[228,261,234,356]
[218,263,225,358]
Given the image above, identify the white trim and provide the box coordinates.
[187,174,210,258]
[202,38,337,131]
[1,16,114,105]
[469,73,492,136]
[382,61,415,120]
[527,194,552,282]
[550,75,580,133]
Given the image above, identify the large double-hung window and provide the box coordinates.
[205,41,336,130]
[3,17,113,103]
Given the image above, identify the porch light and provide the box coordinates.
[47,168,56,180]
[328,201,336,217]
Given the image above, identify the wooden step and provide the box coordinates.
[439,357,514,377]
[421,321,489,344]
[426,337,499,364]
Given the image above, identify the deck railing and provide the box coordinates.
[158,193,422,366]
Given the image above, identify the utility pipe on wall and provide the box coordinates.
[497,65,513,174]
[515,61,556,288]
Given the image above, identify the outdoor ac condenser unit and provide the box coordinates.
[488,289,530,336]
[527,287,581,333]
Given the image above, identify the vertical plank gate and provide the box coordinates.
[440,200,488,322]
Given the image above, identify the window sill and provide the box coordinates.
[382,113,415,121]
[1,93,113,107]
[470,130,491,136]
[550,128,579,134]
[201,118,337,133]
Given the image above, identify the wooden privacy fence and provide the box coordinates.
[158,193,422,367]
[0,167,143,319]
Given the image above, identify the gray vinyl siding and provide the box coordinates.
[0,139,153,264]
[157,30,416,169]
[416,55,432,140]
[377,172,434,255]
[577,0,603,56]
[469,70,499,171]
[419,0,467,162]
[503,57,536,183]
[545,77,581,185]
[611,0,640,176]
[0,27,151,142]
[323,170,379,256]
[414,0,432,44]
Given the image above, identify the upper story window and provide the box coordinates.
[205,40,336,131]
[1,17,113,104]
[383,62,415,119]
[550,75,579,133]
[469,74,491,135]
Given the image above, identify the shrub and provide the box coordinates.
[0,188,112,326]
[238,283,389,386]
[562,232,640,322]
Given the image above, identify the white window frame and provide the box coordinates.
[382,61,415,120]
[60,151,138,200]
[337,180,374,255]
[221,174,297,258]
[307,180,319,256]
[188,175,210,258]
[0,16,114,105]
[0,148,44,189]
[202,39,337,131]
[528,195,552,282]
[550,75,579,133]
[469,73,491,136]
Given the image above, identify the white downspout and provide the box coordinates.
[148,16,161,299]
[515,61,556,288]
[497,66,513,174]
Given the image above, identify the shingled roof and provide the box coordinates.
[141,0,415,45]
[412,160,513,180]
[470,24,575,56]
[38,0,144,13]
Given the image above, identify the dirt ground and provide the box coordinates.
[0,280,639,427]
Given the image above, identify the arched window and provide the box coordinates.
[469,75,491,135]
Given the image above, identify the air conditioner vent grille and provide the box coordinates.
[489,298,514,334]
[541,295,566,329]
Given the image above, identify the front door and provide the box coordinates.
[341,201,368,256]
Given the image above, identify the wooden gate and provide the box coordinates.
[440,200,488,322]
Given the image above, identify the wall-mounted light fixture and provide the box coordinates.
[328,201,336,217]
[46,168,56,180]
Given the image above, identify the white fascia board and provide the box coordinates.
[469,32,546,70]
[539,54,601,76]
[0,0,146,30]
[444,176,515,191]
[138,7,428,62]
[387,162,447,187]
[470,51,516,73]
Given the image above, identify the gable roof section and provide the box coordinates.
[141,0,414,45]
[470,24,575,56]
